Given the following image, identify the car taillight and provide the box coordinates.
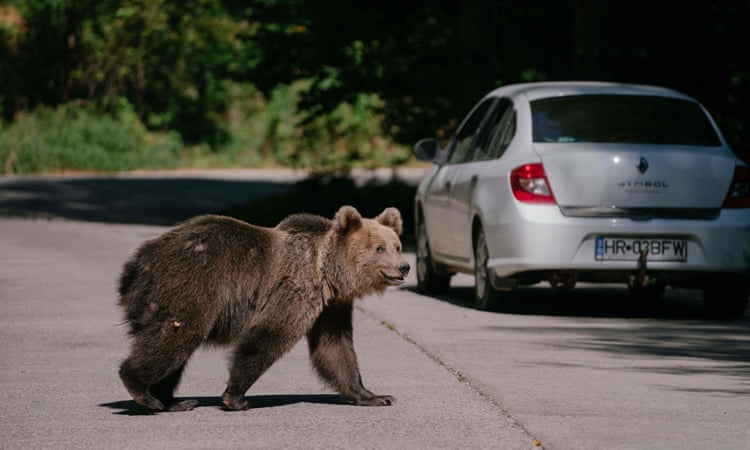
[510,163,556,204]
[723,165,750,208]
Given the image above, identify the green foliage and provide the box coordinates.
[256,80,308,167]
[0,81,409,174]
[1,0,261,145]
[0,0,411,173]
[71,0,260,146]
[0,101,182,174]
[184,80,410,171]
[247,0,750,153]
[296,91,410,170]
[1,0,748,173]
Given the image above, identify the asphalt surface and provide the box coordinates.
[1,170,749,449]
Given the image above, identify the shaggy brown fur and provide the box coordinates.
[117,205,409,412]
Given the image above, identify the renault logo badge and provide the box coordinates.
[637,157,649,174]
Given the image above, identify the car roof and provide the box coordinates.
[484,81,697,103]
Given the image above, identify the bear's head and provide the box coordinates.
[331,205,410,298]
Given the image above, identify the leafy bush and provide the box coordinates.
[171,80,410,172]
[1,100,182,174]
[0,86,410,174]
[295,91,411,170]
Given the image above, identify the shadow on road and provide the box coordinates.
[418,284,711,320]
[414,284,750,385]
[0,172,418,236]
[0,176,291,225]
[100,394,344,415]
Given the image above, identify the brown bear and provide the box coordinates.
[117,205,409,412]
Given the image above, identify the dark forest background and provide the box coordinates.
[1,0,748,173]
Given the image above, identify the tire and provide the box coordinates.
[473,227,502,310]
[415,221,451,294]
[703,278,748,319]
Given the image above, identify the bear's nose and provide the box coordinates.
[399,263,410,275]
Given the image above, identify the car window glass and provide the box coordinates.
[531,95,721,145]
[472,99,512,162]
[448,99,493,164]
[487,103,516,159]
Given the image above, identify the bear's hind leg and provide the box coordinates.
[119,328,203,412]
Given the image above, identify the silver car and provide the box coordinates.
[412,81,750,318]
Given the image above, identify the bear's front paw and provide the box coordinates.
[168,399,199,412]
[132,394,165,411]
[353,394,395,406]
[222,392,250,411]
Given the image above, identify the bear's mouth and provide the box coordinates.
[382,272,406,285]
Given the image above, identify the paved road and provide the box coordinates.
[1,171,749,449]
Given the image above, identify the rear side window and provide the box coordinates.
[531,95,721,146]
[448,99,493,164]
[472,99,514,162]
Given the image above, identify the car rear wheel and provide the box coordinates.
[474,227,502,310]
[416,221,451,294]
[703,278,748,319]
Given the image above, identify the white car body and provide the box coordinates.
[413,81,750,317]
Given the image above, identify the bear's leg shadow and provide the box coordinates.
[307,303,394,406]
[119,323,203,412]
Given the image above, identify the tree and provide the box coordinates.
[2,0,748,163]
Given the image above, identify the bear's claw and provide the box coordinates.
[168,399,199,412]
[351,394,395,406]
[222,392,251,411]
[133,395,165,411]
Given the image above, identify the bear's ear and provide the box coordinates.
[375,207,403,235]
[333,205,362,233]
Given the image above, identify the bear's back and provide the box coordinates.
[276,213,332,236]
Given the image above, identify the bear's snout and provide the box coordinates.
[381,260,410,286]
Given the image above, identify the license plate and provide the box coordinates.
[595,237,687,262]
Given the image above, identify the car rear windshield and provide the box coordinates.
[531,95,721,146]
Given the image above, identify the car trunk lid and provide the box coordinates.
[534,144,736,218]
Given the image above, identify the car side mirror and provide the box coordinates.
[413,138,442,164]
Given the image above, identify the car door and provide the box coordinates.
[450,99,514,261]
[422,98,495,259]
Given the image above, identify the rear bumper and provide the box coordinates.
[489,267,750,291]
[484,205,750,284]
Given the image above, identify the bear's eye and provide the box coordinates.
[376,246,385,254]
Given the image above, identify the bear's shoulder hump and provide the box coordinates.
[276,213,332,235]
